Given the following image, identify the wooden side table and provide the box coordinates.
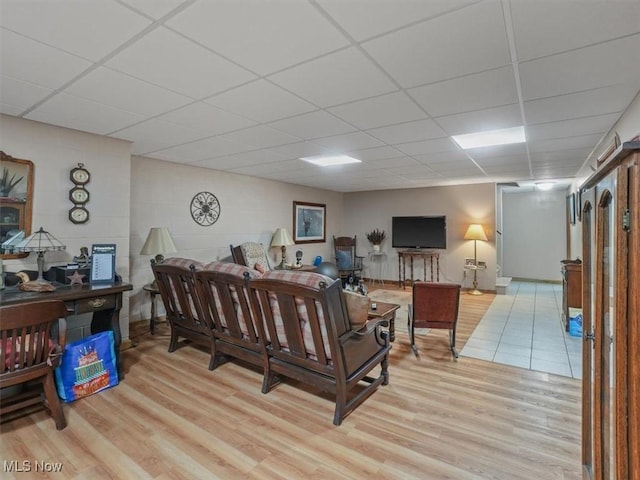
[368,301,400,342]
[143,283,161,334]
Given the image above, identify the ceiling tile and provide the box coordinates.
[112,118,211,155]
[395,137,459,156]
[0,75,52,112]
[413,150,470,165]
[267,141,332,160]
[526,113,619,142]
[465,143,528,160]
[119,0,187,20]
[530,149,592,165]
[317,0,477,41]
[511,1,640,61]
[152,136,255,163]
[195,149,288,171]
[157,102,257,135]
[529,134,602,153]
[268,110,356,140]
[25,93,145,135]
[519,35,640,101]
[409,66,518,117]
[268,47,397,107]
[106,27,256,99]
[0,29,91,91]
[219,125,302,149]
[0,0,151,61]
[205,80,316,123]
[328,91,426,129]
[524,85,636,125]
[167,0,349,75]
[366,119,446,145]
[65,67,192,117]
[347,146,407,162]
[362,1,511,87]
[312,132,384,152]
[435,103,523,135]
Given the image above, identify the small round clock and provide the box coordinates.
[69,186,89,204]
[70,163,90,185]
[69,206,89,224]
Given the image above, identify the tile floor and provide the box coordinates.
[460,280,583,379]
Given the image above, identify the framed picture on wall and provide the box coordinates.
[293,201,326,244]
[567,193,576,225]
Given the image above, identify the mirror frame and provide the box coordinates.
[0,150,34,259]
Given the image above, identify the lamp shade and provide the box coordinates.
[464,224,487,241]
[15,226,66,253]
[140,227,177,255]
[270,227,294,247]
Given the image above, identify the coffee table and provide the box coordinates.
[368,301,401,342]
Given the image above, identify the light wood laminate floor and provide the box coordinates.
[0,290,581,479]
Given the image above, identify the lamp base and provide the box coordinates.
[468,288,484,296]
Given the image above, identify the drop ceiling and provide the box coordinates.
[1,0,639,192]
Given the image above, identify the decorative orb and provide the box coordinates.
[315,261,339,279]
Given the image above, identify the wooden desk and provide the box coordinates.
[397,250,440,288]
[368,301,400,342]
[0,282,133,379]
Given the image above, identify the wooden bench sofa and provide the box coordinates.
[151,258,390,425]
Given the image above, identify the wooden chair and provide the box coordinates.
[0,300,67,430]
[408,282,461,359]
[250,270,390,425]
[193,262,268,387]
[151,258,216,369]
[333,236,364,284]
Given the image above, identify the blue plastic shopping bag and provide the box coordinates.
[55,331,118,402]
[569,314,583,337]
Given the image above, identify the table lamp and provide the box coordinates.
[464,223,487,295]
[141,227,177,287]
[270,227,294,269]
[15,226,66,287]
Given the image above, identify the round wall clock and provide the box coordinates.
[70,163,90,185]
[69,206,89,224]
[190,191,220,226]
[69,186,89,204]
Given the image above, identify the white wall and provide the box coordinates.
[129,156,344,323]
[502,188,567,281]
[344,183,497,291]
[1,114,132,336]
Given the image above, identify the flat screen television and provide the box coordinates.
[392,216,447,250]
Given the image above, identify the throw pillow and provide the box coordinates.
[336,250,353,269]
[343,290,370,329]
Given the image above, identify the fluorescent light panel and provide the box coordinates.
[535,182,555,191]
[299,154,361,167]
[452,126,526,149]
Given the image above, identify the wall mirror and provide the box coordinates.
[0,151,34,259]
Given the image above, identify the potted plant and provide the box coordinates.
[0,167,23,197]
[366,228,386,252]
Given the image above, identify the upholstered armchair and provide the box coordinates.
[229,242,272,272]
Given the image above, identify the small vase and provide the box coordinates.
[373,244,381,252]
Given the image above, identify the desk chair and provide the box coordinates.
[0,300,67,429]
[333,236,363,284]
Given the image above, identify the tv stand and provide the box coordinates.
[397,250,440,288]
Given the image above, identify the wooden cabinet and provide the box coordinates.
[580,140,639,480]
[561,261,582,331]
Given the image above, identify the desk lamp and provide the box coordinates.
[15,227,66,287]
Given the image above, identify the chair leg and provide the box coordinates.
[168,328,179,352]
[43,372,67,430]
[408,318,419,357]
[449,328,459,360]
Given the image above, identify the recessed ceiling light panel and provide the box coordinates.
[299,155,362,167]
[535,181,555,191]
[452,126,526,149]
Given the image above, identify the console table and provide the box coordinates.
[397,250,440,288]
[0,282,133,379]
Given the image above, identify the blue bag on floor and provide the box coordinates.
[55,331,119,402]
[569,314,583,337]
